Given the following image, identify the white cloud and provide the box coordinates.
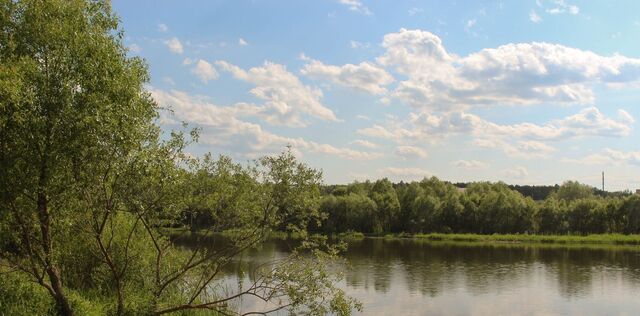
[351,139,378,149]
[348,172,371,181]
[503,166,529,179]
[377,29,640,111]
[357,124,398,140]
[356,115,370,121]
[361,106,633,143]
[128,43,141,53]
[215,60,339,127]
[564,149,640,166]
[529,10,542,23]
[408,7,423,16]
[357,106,633,161]
[191,59,219,83]
[477,139,556,159]
[164,37,183,54]
[395,145,428,159]
[337,0,372,15]
[158,23,168,32]
[350,40,370,49]
[301,58,394,94]
[378,167,431,181]
[162,76,175,86]
[238,38,248,46]
[545,0,579,15]
[451,160,489,170]
[150,88,380,160]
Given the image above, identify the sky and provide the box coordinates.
[112,0,640,190]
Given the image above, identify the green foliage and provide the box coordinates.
[313,177,640,237]
[0,271,56,315]
[0,1,358,315]
[554,181,596,201]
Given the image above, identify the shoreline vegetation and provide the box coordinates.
[166,228,640,246]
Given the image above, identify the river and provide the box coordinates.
[176,236,640,315]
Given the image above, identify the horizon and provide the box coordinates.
[114,0,640,191]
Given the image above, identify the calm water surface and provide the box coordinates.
[178,236,640,315]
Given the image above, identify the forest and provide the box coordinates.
[313,179,640,235]
[183,176,640,236]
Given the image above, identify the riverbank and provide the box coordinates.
[163,228,640,246]
[378,233,640,245]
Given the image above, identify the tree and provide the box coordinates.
[0,1,358,315]
[369,179,400,233]
[534,198,566,234]
[554,181,595,201]
[622,195,640,234]
[1,0,155,313]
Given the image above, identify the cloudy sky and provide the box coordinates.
[114,0,640,190]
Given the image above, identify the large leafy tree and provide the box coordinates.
[0,1,357,315]
[1,0,155,314]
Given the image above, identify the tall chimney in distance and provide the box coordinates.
[602,171,605,192]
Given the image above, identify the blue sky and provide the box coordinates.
[113,0,640,190]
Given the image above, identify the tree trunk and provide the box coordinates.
[47,266,74,316]
[38,189,74,316]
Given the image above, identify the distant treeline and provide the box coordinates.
[312,178,640,235]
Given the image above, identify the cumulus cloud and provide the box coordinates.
[503,166,529,179]
[357,106,633,161]
[564,148,640,166]
[351,139,378,149]
[395,146,428,159]
[191,59,218,83]
[215,60,339,127]
[164,37,183,54]
[359,106,633,144]
[238,38,248,46]
[451,160,489,170]
[337,0,372,15]
[150,88,380,160]
[475,139,556,159]
[301,58,394,94]
[377,29,640,111]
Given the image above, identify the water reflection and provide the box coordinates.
[174,235,640,315]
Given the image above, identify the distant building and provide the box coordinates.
[636,189,640,195]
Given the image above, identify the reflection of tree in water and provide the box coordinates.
[536,247,640,299]
[176,234,640,300]
[342,239,640,299]
[342,239,395,293]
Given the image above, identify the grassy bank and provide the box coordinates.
[405,233,640,245]
[162,227,640,246]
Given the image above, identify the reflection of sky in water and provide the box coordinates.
[188,237,640,315]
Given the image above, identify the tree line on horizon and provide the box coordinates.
[182,176,640,237]
[310,178,640,236]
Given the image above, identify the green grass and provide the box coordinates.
[161,226,640,246]
[407,233,640,245]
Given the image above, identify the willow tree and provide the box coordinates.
[0,0,357,315]
[1,0,156,313]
